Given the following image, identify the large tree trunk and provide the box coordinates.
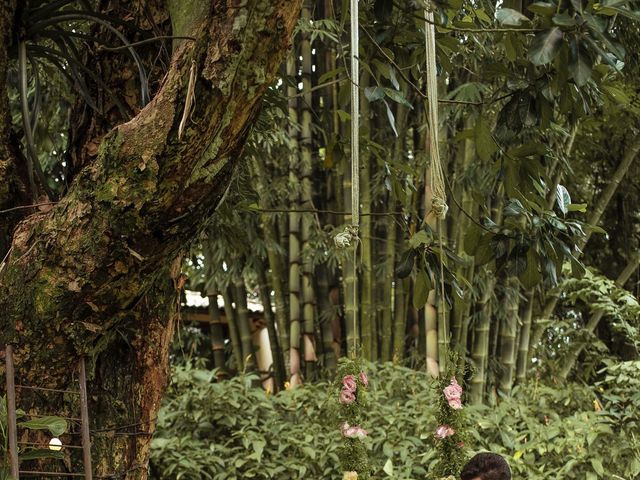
[0,1,301,478]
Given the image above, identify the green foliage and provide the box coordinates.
[0,397,68,477]
[151,362,639,479]
[563,268,640,353]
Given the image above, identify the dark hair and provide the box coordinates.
[460,453,511,480]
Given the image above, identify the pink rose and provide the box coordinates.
[359,371,368,388]
[443,377,463,402]
[341,422,368,439]
[339,387,355,404]
[448,396,462,410]
[435,424,455,439]
[343,374,357,392]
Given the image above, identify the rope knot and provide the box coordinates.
[334,225,359,249]
[431,196,448,220]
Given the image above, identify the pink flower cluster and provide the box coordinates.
[339,372,368,405]
[434,424,455,439]
[341,422,368,439]
[443,377,463,410]
[434,377,464,442]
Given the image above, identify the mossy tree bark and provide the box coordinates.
[0,1,301,478]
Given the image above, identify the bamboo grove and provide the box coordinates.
[184,0,640,404]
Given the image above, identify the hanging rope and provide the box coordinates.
[334,0,360,357]
[423,0,449,371]
[423,1,447,220]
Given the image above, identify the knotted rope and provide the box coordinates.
[424,0,447,220]
[424,0,449,371]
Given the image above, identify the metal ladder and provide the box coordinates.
[4,344,93,479]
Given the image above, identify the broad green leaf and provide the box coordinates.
[474,116,498,161]
[556,184,571,215]
[383,458,394,475]
[528,28,563,65]
[336,109,351,122]
[383,88,413,108]
[567,203,587,212]
[496,8,530,25]
[413,269,430,309]
[597,5,640,20]
[409,230,431,248]
[19,449,65,461]
[528,2,556,16]
[396,249,416,278]
[520,248,542,289]
[504,33,517,62]
[591,458,605,476]
[19,416,67,437]
[475,8,492,24]
[553,12,577,25]
[463,223,483,255]
[364,86,385,102]
[569,47,592,87]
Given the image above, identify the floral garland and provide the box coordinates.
[431,359,469,479]
[336,357,370,479]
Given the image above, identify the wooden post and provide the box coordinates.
[5,345,20,479]
[78,358,93,480]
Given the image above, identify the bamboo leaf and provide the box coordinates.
[383,100,398,137]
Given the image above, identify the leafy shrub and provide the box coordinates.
[150,362,640,479]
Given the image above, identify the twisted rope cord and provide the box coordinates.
[424,1,449,371]
[424,2,447,220]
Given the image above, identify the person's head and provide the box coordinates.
[460,452,511,480]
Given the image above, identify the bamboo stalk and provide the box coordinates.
[233,274,255,371]
[222,286,243,370]
[497,277,519,395]
[515,291,534,383]
[300,0,317,376]
[469,272,495,404]
[207,293,227,372]
[287,48,303,386]
[256,265,286,390]
[359,73,374,361]
[251,157,290,364]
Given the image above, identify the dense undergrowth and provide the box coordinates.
[149,361,640,479]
